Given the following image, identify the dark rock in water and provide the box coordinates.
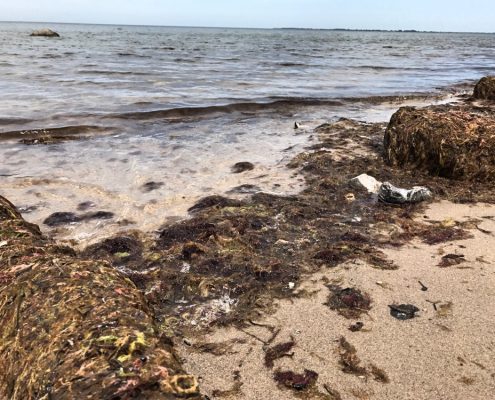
[384,106,495,182]
[82,211,114,221]
[473,76,495,100]
[389,304,419,320]
[231,161,254,173]
[226,184,261,194]
[77,201,96,211]
[141,181,164,193]
[43,210,114,227]
[188,195,242,213]
[44,212,80,227]
[30,28,60,37]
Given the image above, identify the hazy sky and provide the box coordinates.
[1,0,494,32]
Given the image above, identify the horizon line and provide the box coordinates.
[1,20,493,34]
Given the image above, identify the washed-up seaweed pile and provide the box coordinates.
[0,197,200,399]
[3,92,495,399]
[84,115,492,340]
[473,76,495,100]
[384,105,495,181]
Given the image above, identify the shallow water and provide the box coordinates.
[0,22,493,244]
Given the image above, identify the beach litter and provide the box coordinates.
[378,182,432,204]
[388,304,420,320]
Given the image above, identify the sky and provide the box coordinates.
[0,0,494,32]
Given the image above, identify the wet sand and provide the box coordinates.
[178,201,495,400]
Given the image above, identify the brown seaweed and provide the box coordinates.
[325,285,371,318]
[0,196,200,399]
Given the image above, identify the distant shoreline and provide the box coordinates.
[0,20,493,34]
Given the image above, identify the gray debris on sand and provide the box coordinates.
[378,182,432,204]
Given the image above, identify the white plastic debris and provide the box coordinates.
[378,182,432,204]
[180,262,191,273]
[288,282,295,290]
[350,174,382,194]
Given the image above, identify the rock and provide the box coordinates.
[30,28,60,37]
[44,212,80,227]
[349,174,382,194]
[473,76,495,100]
[231,161,254,173]
[77,201,96,211]
[378,182,432,204]
[141,181,164,192]
[384,106,495,181]
[43,210,114,227]
[227,184,261,194]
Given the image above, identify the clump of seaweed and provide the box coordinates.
[0,196,200,399]
[438,253,466,267]
[274,369,319,391]
[338,337,367,376]
[338,337,389,383]
[385,106,495,182]
[325,285,372,318]
[264,339,296,368]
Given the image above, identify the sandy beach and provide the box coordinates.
[2,23,495,399]
[179,200,495,399]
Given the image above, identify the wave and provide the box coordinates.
[77,69,151,76]
[0,117,34,125]
[106,98,344,121]
[0,125,112,141]
[105,92,443,122]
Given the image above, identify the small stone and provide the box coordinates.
[231,162,254,173]
[350,174,382,194]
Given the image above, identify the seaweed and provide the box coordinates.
[438,253,466,268]
[325,285,371,318]
[274,369,318,391]
[385,106,495,182]
[264,339,295,368]
[0,196,200,399]
[338,337,367,376]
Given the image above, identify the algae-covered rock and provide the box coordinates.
[384,107,495,182]
[473,76,495,100]
[0,196,199,399]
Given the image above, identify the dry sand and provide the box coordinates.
[177,201,495,400]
